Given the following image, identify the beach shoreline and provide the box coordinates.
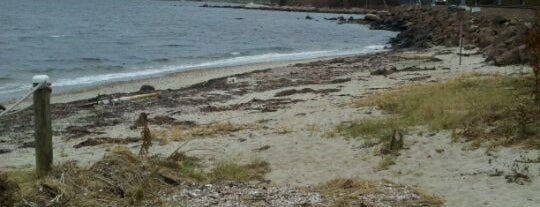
[1,46,538,206]
[2,51,386,105]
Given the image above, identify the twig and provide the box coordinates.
[182,148,218,153]
[167,139,194,159]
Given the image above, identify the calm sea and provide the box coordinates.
[0,0,396,101]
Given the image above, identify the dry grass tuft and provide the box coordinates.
[315,178,444,207]
[208,160,270,182]
[375,156,397,171]
[154,121,254,141]
[0,172,22,207]
[329,118,402,140]
[353,74,539,148]
[5,148,270,206]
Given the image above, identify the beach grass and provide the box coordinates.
[330,118,403,140]
[348,73,539,148]
[375,156,397,171]
[207,159,270,182]
[314,178,444,206]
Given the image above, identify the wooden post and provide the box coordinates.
[458,11,464,65]
[32,75,52,178]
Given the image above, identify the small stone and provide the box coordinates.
[209,193,220,199]
[188,192,199,198]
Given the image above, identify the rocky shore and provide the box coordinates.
[363,6,534,66]
[202,4,535,66]
[201,3,375,14]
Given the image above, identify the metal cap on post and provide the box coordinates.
[32,75,52,178]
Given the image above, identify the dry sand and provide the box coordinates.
[1,47,538,207]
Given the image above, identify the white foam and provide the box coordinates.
[1,44,389,95]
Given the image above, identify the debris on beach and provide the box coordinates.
[73,137,139,148]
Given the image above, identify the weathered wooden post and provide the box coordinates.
[458,10,464,65]
[32,75,52,178]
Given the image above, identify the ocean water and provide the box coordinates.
[0,0,396,101]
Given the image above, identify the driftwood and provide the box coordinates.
[381,129,404,155]
[137,113,152,156]
[82,92,160,107]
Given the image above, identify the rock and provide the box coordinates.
[19,141,35,148]
[464,44,476,50]
[495,47,521,66]
[252,145,271,152]
[493,16,508,25]
[0,149,12,154]
[305,15,312,20]
[364,14,381,22]
[226,77,237,84]
[475,28,497,48]
[188,192,199,198]
[139,85,155,92]
[0,104,5,111]
[377,11,391,16]
[518,44,530,63]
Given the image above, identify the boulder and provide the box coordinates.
[493,16,509,25]
[475,28,497,48]
[139,85,155,92]
[495,47,521,66]
[364,14,381,22]
[0,104,5,111]
[518,44,530,63]
[376,11,391,17]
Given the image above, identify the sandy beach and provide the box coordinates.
[1,46,538,206]
[50,53,379,104]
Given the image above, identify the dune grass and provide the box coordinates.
[375,156,397,171]
[315,178,444,207]
[207,160,270,182]
[2,148,270,206]
[330,118,403,140]
[350,74,539,148]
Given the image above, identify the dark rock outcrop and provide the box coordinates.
[366,7,532,65]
